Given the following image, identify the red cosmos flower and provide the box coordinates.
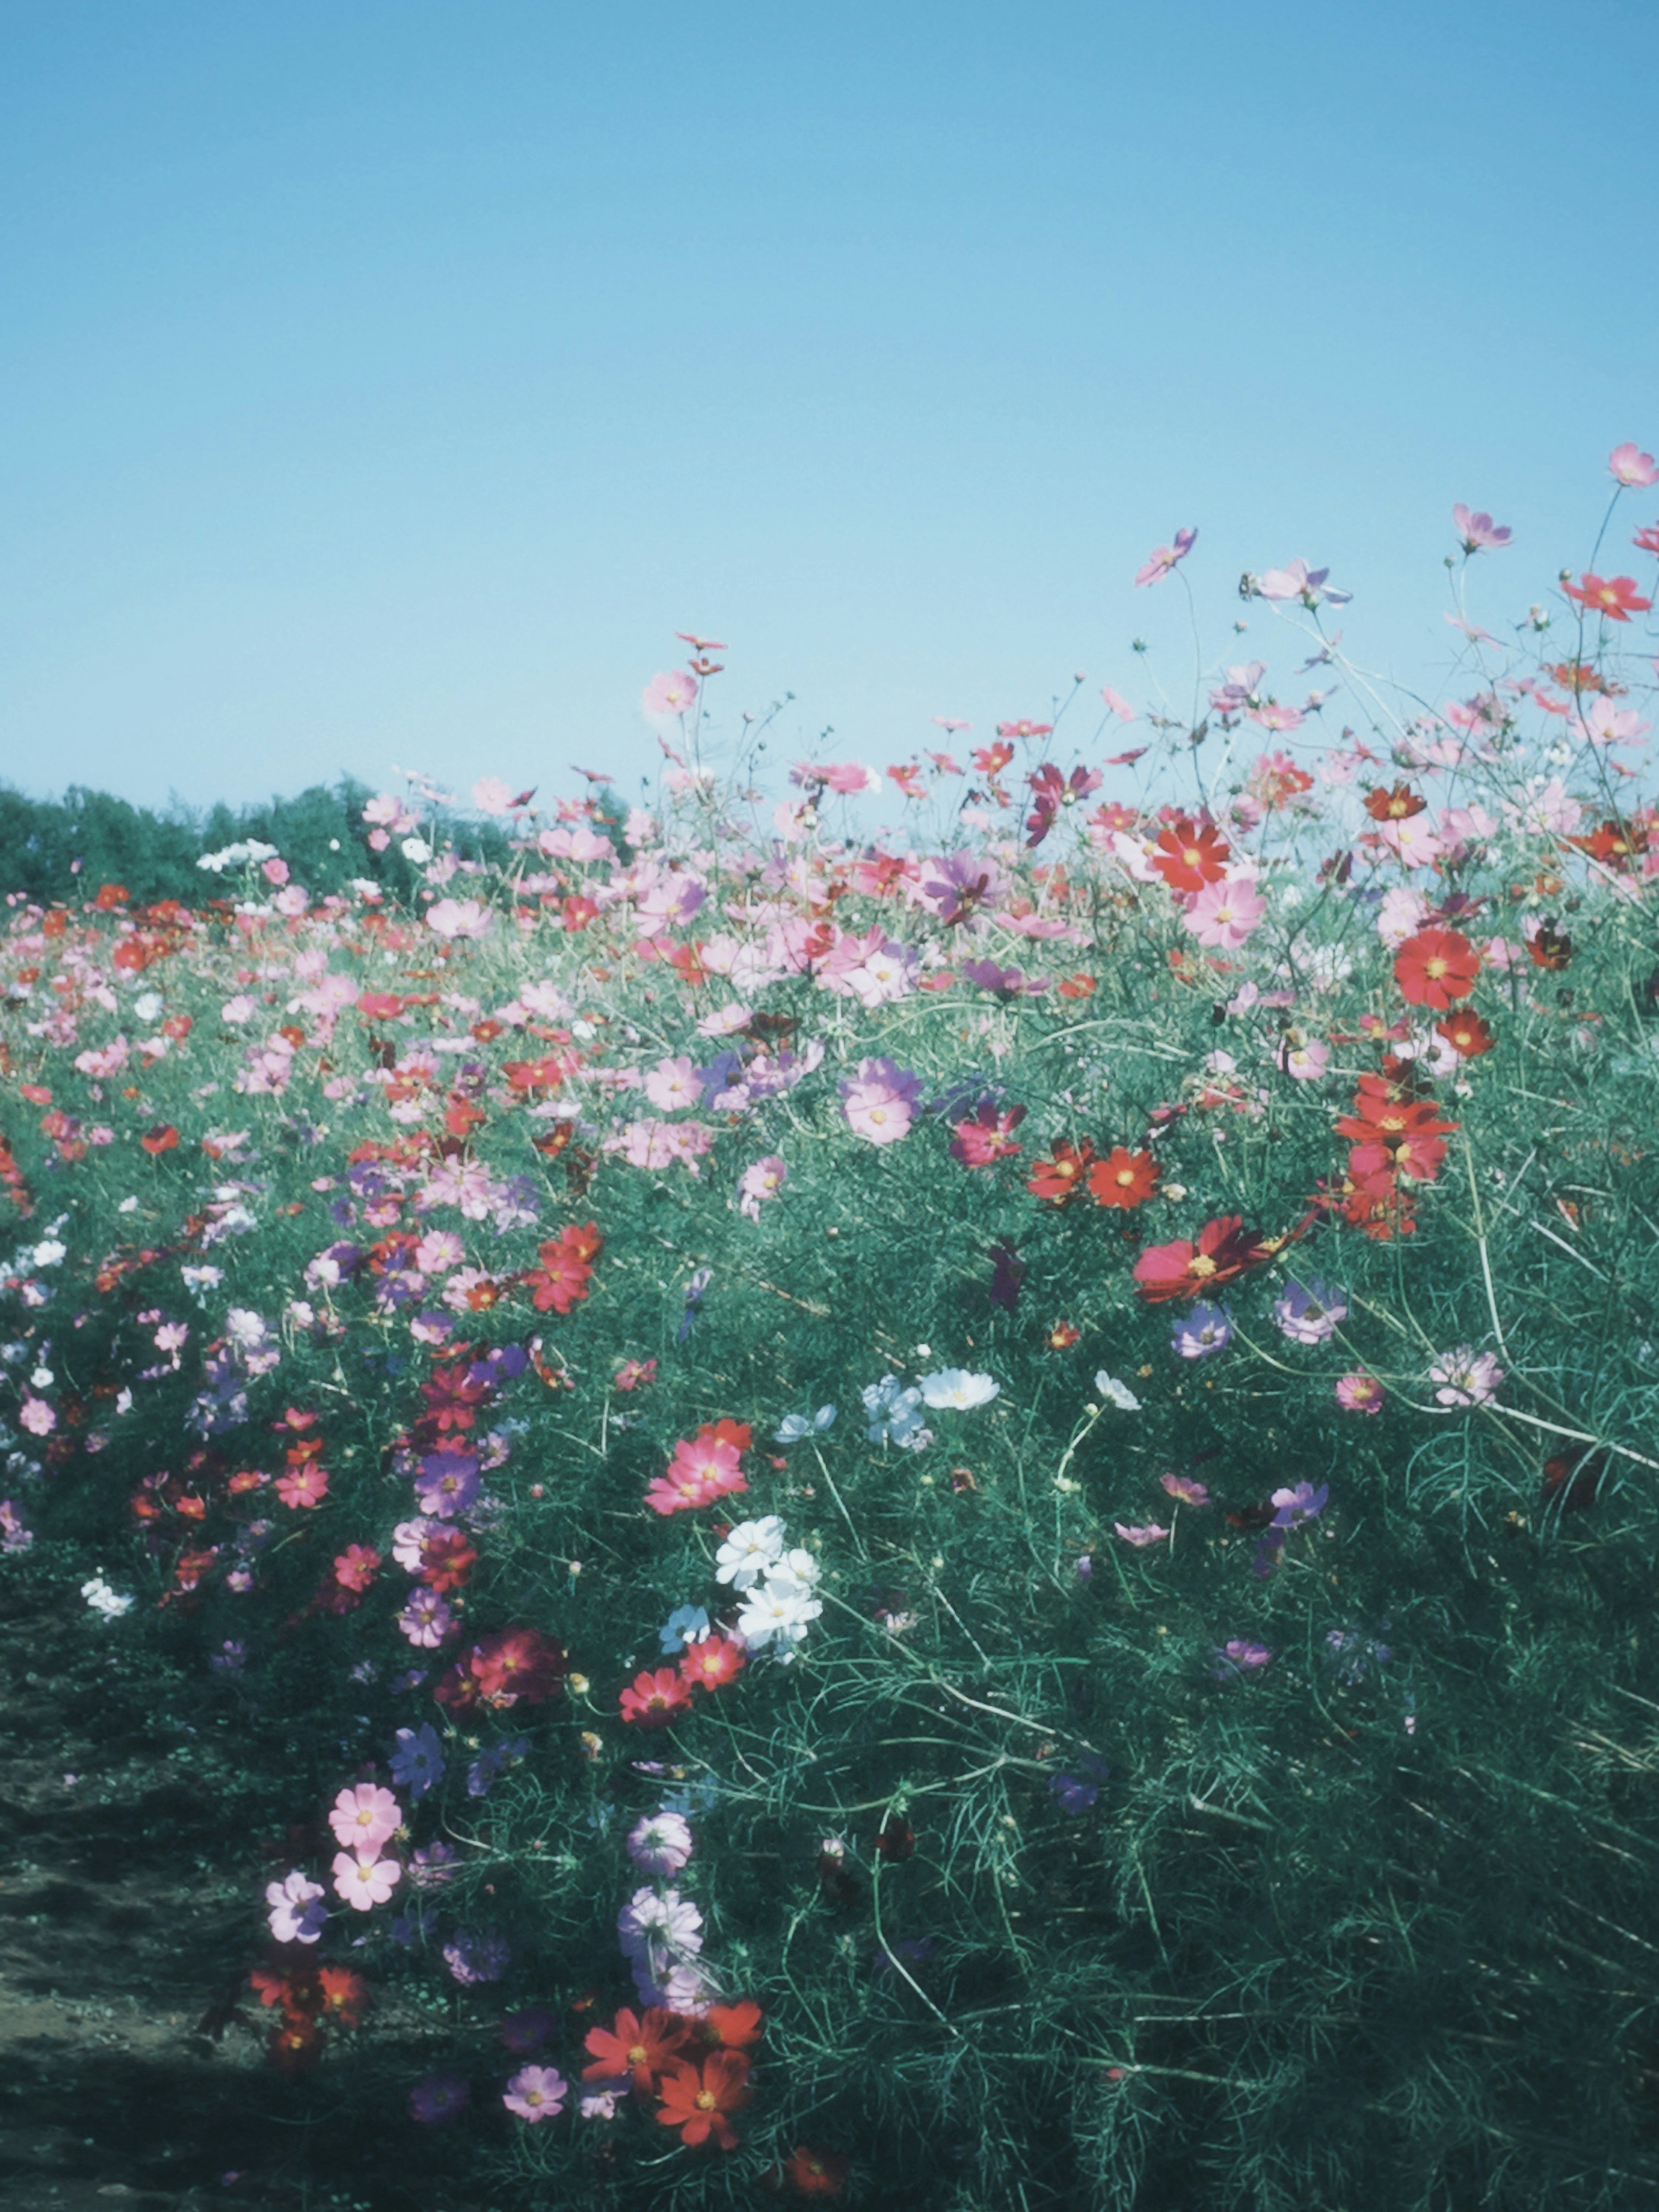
[467,1627,567,1708]
[1132,1215,1269,1303]
[1567,818,1649,871]
[680,1636,747,1692]
[140,1124,180,1154]
[420,1362,492,1432]
[1634,523,1659,557]
[1087,1147,1160,1210]
[1150,815,1231,894]
[1363,782,1426,821]
[583,2005,689,2092]
[700,2000,764,2051]
[619,1667,694,1727]
[1392,928,1480,1010]
[1335,1077,1458,1184]
[524,1222,603,1313]
[274,1462,330,1509]
[1436,1010,1495,1058]
[645,1422,751,1517]
[1027,1139,1096,1205]
[949,1101,1026,1167]
[1563,572,1652,621]
[332,1544,381,1592]
[655,2050,753,2150]
[416,1528,478,1592]
[1526,922,1573,971]
[783,2145,850,2196]
[971,741,1015,777]
[1055,972,1097,1000]
[316,1966,369,2027]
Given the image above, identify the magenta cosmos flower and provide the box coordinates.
[1335,1372,1384,1416]
[839,1058,922,1145]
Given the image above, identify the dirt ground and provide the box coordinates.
[0,1583,489,2212]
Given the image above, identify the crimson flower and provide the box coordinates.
[620,1668,694,1728]
[783,2144,850,2195]
[1392,928,1480,1010]
[1027,1139,1096,1205]
[1132,1216,1269,1303]
[1563,572,1652,621]
[1150,815,1230,893]
[1086,1147,1159,1210]
[1435,1010,1495,1058]
[582,2005,688,2092]
[655,2050,752,2149]
[949,1101,1026,1167]
[680,1636,747,1692]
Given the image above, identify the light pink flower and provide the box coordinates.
[333,1850,402,1910]
[503,2065,568,2122]
[839,1058,922,1146]
[1609,442,1659,490]
[471,776,514,814]
[329,1783,402,1853]
[643,1057,703,1112]
[1430,1347,1503,1408]
[1114,1522,1170,1547]
[426,898,492,941]
[19,1397,55,1437]
[642,669,699,717]
[1280,1039,1329,1081]
[1182,876,1266,949]
[415,1230,465,1276]
[1256,558,1351,607]
[1134,527,1197,588]
[738,1155,787,1222]
[1452,504,1512,552]
[1100,684,1137,721]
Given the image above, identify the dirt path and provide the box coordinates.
[0,1581,484,2212]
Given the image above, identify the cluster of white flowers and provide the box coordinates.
[197,839,279,874]
[81,1574,134,1620]
[715,1516,822,1660]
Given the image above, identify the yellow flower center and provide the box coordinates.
[1190,1255,1217,1278]
[695,2089,718,2111]
[628,2044,648,2066]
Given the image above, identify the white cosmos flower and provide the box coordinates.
[1094,1373,1142,1413]
[714,1516,785,1590]
[917,1369,1000,1411]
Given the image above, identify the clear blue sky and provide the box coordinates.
[2,1,1655,811]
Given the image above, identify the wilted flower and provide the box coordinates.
[1429,1347,1503,1406]
[1273,1279,1348,1346]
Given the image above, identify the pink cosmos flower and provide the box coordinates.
[426,899,492,940]
[19,1397,55,1437]
[642,669,699,717]
[1114,1522,1170,1548]
[737,1154,787,1222]
[398,1589,454,1647]
[1429,1347,1503,1407]
[839,1058,922,1145]
[503,2066,568,2123]
[1335,1372,1385,1416]
[1280,1039,1329,1081]
[265,1870,327,1945]
[643,1057,703,1112]
[471,776,514,814]
[1256,559,1352,608]
[1100,684,1137,721]
[1609,442,1659,490]
[1135,527,1197,587]
[329,1783,402,1853]
[333,1850,402,1910]
[1182,876,1266,949]
[1452,504,1512,553]
[414,1230,465,1276]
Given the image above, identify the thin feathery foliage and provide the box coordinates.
[2,465,1659,2206]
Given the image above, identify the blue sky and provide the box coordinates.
[2,1,1655,811]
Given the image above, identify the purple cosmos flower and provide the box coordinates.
[501,2006,555,2055]
[675,1267,712,1344]
[1173,1303,1233,1359]
[467,1737,528,1799]
[265,1870,327,1946]
[389,1722,445,1800]
[415,1452,480,1519]
[410,1841,458,1888]
[1159,1472,1211,1507]
[627,1810,694,1876]
[409,2071,470,2126]
[1272,1279,1348,1347]
[1048,1753,1110,1815]
[503,2065,567,2123]
[1271,1481,1329,1530]
[444,1932,510,1986]
[1214,1639,1273,1681]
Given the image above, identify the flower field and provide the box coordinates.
[5,453,1659,2209]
